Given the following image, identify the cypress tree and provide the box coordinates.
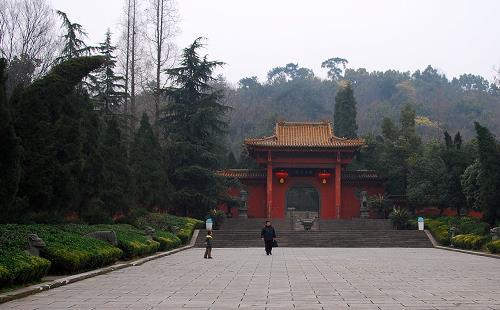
[334,82,358,138]
[14,56,104,213]
[130,113,167,209]
[0,59,22,220]
[101,117,133,216]
[162,38,230,218]
[474,122,500,225]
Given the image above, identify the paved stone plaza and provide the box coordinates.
[1,248,499,310]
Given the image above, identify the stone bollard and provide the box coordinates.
[26,234,46,257]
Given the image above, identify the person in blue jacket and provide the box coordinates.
[260,220,276,255]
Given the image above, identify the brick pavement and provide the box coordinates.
[1,248,499,310]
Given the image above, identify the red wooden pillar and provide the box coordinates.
[335,151,342,219]
[266,151,273,219]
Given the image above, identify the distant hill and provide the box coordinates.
[221,65,500,154]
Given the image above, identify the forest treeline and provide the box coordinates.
[223,63,500,154]
[0,0,499,225]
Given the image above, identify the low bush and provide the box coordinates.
[486,240,500,254]
[176,218,203,244]
[389,209,410,230]
[62,224,159,259]
[451,234,490,250]
[154,231,182,251]
[0,224,122,286]
[0,249,51,288]
[135,213,203,244]
[425,216,489,246]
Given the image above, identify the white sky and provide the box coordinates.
[49,0,500,84]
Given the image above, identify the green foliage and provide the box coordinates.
[426,217,489,246]
[162,38,229,218]
[474,122,500,225]
[61,224,159,259]
[154,231,181,251]
[56,10,95,62]
[0,224,122,279]
[0,58,22,221]
[451,234,489,250]
[134,213,203,244]
[130,113,167,209]
[321,57,348,80]
[461,160,481,211]
[90,29,125,112]
[0,250,51,288]
[101,117,133,216]
[407,143,447,208]
[334,82,358,138]
[389,209,410,230]
[486,240,500,253]
[13,56,104,215]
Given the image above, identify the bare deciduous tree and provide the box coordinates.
[144,0,178,137]
[0,0,58,79]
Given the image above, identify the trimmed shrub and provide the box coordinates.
[426,219,452,245]
[0,250,51,288]
[154,231,182,251]
[425,217,489,246]
[135,213,203,244]
[62,224,159,259]
[0,224,122,285]
[451,234,489,250]
[486,240,500,254]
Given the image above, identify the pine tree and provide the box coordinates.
[441,131,468,215]
[0,58,22,220]
[474,122,500,225]
[334,82,357,138]
[162,38,229,218]
[56,11,95,62]
[101,117,133,216]
[130,113,167,209]
[92,30,125,113]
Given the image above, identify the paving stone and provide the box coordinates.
[0,248,499,309]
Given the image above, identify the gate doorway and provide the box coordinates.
[286,186,320,229]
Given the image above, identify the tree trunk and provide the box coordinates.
[130,0,137,131]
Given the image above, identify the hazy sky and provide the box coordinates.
[49,0,500,84]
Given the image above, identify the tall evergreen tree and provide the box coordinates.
[334,82,357,138]
[56,11,95,62]
[101,117,133,216]
[474,122,500,225]
[91,30,125,113]
[162,38,230,218]
[130,113,167,209]
[441,131,468,215]
[0,58,22,220]
[14,56,104,213]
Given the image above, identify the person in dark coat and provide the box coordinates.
[204,230,213,259]
[261,220,276,255]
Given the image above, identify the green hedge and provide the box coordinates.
[154,231,182,251]
[135,213,203,244]
[0,224,122,287]
[451,234,490,250]
[425,217,489,246]
[0,249,51,288]
[61,224,159,259]
[486,240,500,254]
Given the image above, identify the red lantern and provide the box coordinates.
[318,171,331,184]
[275,171,289,184]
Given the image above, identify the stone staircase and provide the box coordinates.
[194,218,432,248]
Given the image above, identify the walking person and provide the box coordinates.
[261,220,276,255]
[204,230,213,259]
